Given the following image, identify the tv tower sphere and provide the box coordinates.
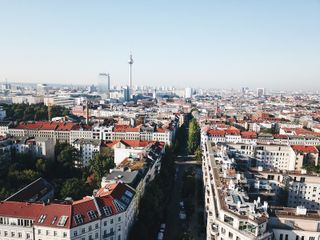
[128,54,134,64]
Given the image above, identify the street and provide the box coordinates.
[164,155,205,240]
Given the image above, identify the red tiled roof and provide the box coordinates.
[295,128,320,136]
[241,131,257,139]
[71,197,98,228]
[207,129,225,136]
[225,129,240,135]
[15,121,82,131]
[0,183,135,229]
[0,201,43,219]
[34,203,72,229]
[119,140,153,147]
[273,134,288,139]
[114,125,130,132]
[291,145,319,154]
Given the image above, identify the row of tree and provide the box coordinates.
[129,146,175,240]
[187,118,200,154]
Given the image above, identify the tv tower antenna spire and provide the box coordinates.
[128,53,134,96]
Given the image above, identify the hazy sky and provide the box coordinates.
[0,1,319,90]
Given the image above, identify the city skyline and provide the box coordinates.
[0,1,319,90]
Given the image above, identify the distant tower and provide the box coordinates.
[85,99,89,124]
[48,102,52,121]
[106,73,110,99]
[128,53,134,97]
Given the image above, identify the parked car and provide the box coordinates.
[179,210,187,220]
[160,223,166,232]
[157,231,164,240]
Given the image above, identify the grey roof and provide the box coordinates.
[73,138,101,146]
[104,170,140,188]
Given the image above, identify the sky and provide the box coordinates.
[0,0,319,90]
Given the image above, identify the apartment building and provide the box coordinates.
[92,124,173,146]
[249,168,320,211]
[269,206,320,240]
[72,139,101,167]
[203,129,320,146]
[202,141,273,240]
[202,140,320,240]
[0,182,136,240]
[7,122,92,143]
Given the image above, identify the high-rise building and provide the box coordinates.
[36,83,48,96]
[257,88,265,97]
[185,87,192,99]
[98,73,111,98]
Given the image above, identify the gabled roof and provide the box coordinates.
[291,145,319,154]
[34,203,72,229]
[0,201,43,219]
[241,131,257,139]
[0,183,135,230]
[207,129,225,136]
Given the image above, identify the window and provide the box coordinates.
[103,206,113,216]
[74,214,83,225]
[57,216,68,227]
[88,210,97,220]
[38,214,47,224]
[51,216,58,225]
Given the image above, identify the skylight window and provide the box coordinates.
[121,195,130,204]
[51,216,57,225]
[124,190,133,199]
[38,214,46,224]
[57,216,68,227]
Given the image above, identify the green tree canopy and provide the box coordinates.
[187,118,200,154]
[59,178,92,200]
[89,148,115,186]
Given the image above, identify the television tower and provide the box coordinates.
[128,53,134,96]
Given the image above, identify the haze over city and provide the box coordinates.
[0,0,320,90]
